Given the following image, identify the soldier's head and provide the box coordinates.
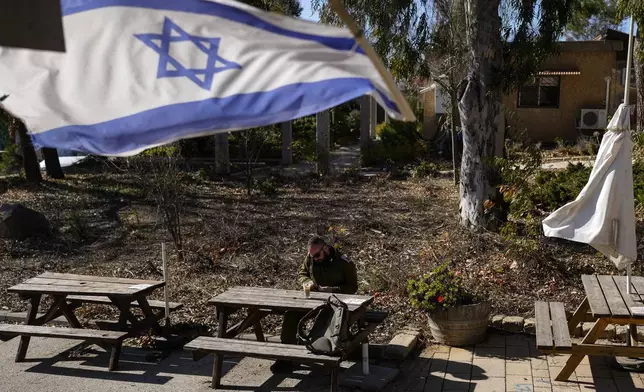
[308,236,329,263]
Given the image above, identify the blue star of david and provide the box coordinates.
[135,17,241,90]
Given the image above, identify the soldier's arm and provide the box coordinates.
[298,256,313,286]
[339,255,358,294]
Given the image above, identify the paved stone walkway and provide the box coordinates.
[400,333,643,392]
[1,331,643,391]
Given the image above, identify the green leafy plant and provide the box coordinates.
[255,177,280,197]
[408,263,481,313]
[410,161,439,179]
[360,122,427,167]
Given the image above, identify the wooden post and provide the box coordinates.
[360,96,371,151]
[369,97,377,138]
[281,121,293,165]
[214,133,230,174]
[316,110,331,175]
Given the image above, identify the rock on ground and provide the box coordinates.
[0,203,50,240]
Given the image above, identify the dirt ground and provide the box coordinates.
[0,158,631,343]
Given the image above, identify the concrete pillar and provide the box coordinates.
[281,121,293,165]
[214,133,230,174]
[369,97,377,138]
[360,96,371,151]
[316,110,331,175]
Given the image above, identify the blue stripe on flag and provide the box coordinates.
[61,0,365,54]
[31,78,399,156]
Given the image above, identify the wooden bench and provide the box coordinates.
[535,301,572,354]
[184,337,342,391]
[66,295,183,312]
[0,324,127,370]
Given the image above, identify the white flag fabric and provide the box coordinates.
[542,104,637,270]
[0,0,412,156]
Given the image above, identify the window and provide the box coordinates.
[518,76,560,108]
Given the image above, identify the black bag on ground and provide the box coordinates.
[296,295,352,357]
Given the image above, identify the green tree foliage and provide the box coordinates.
[312,0,578,231]
[242,0,302,16]
[312,0,431,83]
[566,0,620,39]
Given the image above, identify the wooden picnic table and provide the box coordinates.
[5,272,166,367]
[204,286,377,388]
[549,274,644,381]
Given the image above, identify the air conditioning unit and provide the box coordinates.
[579,109,607,129]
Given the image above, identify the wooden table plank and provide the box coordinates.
[0,324,126,341]
[226,286,372,303]
[19,277,154,290]
[626,276,644,306]
[582,275,611,317]
[535,301,554,349]
[613,276,644,319]
[597,275,630,317]
[39,272,161,286]
[184,337,341,364]
[210,291,371,312]
[550,302,572,348]
[8,273,164,297]
[7,283,142,296]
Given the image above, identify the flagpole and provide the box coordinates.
[624,15,635,299]
[328,0,417,122]
[624,15,635,105]
[162,242,170,327]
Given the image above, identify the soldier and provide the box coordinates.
[271,236,358,373]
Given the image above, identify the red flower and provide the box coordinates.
[437,296,444,303]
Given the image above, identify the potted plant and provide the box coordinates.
[408,263,491,346]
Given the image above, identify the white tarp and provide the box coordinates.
[542,103,637,270]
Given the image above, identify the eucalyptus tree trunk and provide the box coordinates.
[15,120,42,182]
[635,32,644,133]
[458,0,505,230]
[42,148,64,179]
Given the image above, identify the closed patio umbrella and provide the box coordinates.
[542,16,638,287]
[542,102,637,274]
[542,16,639,367]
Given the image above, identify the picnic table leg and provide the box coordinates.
[109,296,144,332]
[556,318,608,381]
[630,323,638,346]
[568,298,590,335]
[213,306,228,389]
[58,297,83,328]
[136,297,163,333]
[253,311,267,342]
[330,366,339,392]
[16,295,41,362]
[108,341,123,371]
[34,296,66,325]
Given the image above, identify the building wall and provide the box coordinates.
[422,43,634,143]
[504,50,617,142]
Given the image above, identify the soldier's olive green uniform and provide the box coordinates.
[298,247,358,294]
[281,247,358,344]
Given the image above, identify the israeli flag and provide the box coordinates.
[0,0,413,156]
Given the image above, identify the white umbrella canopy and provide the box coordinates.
[542,103,637,271]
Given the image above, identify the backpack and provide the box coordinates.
[296,295,353,357]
